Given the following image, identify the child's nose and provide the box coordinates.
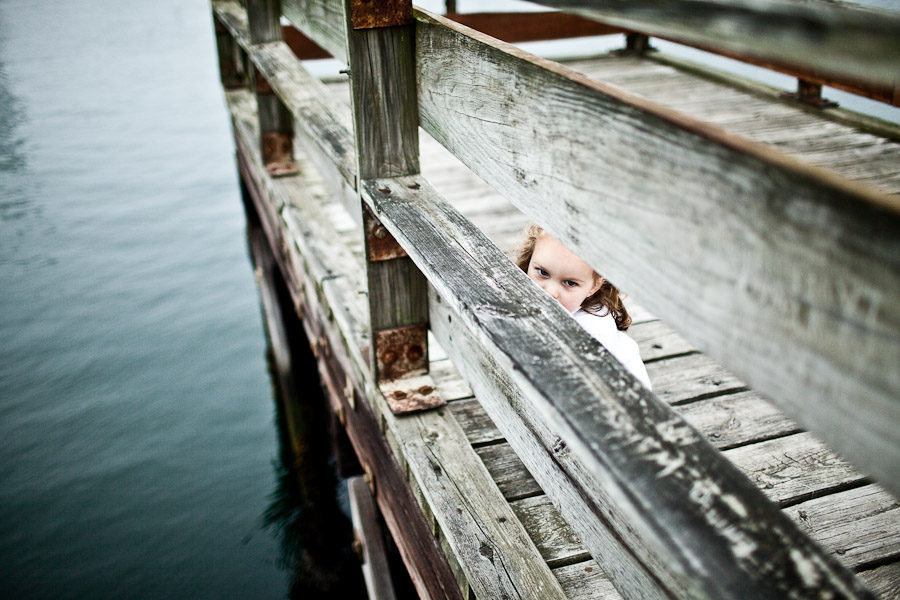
[542,280,561,299]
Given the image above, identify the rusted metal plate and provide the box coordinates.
[364,204,407,262]
[374,323,427,381]
[350,0,413,30]
[261,132,299,177]
[380,374,445,414]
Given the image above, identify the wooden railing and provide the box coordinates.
[213,0,900,598]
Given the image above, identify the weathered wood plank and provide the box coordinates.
[227,90,465,600]
[725,432,867,507]
[675,390,801,451]
[569,53,900,196]
[510,495,591,568]
[348,475,399,600]
[415,11,900,498]
[344,0,435,405]
[362,174,873,599]
[553,559,622,600]
[282,0,347,63]
[475,442,541,501]
[784,484,900,571]
[857,563,900,600]
[213,1,359,217]
[628,320,694,363]
[646,353,747,405]
[534,0,900,88]
[448,399,504,446]
[231,63,572,600]
[392,410,569,600]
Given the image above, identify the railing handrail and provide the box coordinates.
[214,1,896,597]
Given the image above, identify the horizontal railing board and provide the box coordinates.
[415,9,900,496]
[361,174,873,599]
[213,1,359,220]
[531,0,900,88]
[281,0,347,63]
[784,484,900,571]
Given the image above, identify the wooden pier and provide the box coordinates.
[212,1,900,598]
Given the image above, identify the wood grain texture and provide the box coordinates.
[532,0,900,87]
[391,408,569,600]
[510,495,591,567]
[348,475,399,600]
[247,0,282,44]
[553,559,622,600]
[857,563,900,600]
[214,1,359,218]
[229,81,569,600]
[344,0,429,381]
[725,432,867,507]
[228,91,466,600]
[361,175,873,599]
[415,9,900,495]
[674,390,801,451]
[282,0,347,62]
[784,485,900,571]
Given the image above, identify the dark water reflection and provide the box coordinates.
[0,0,364,597]
[247,209,366,598]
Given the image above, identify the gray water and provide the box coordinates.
[0,0,326,597]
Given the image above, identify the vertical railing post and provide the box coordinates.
[247,0,298,176]
[343,0,444,414]
[214,19,245,89]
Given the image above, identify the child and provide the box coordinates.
[514,225,651,389]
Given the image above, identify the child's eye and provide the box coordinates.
[536,268,549,277]
[563,280,578,287]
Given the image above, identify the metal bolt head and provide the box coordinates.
[373,225,388,239]
[382,350,398,365]
[406,344,423,361]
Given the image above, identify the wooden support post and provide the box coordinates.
[623,32,653,55]
[214,19,244,89]
[348,475,399,600]
[343,0,443,415]
[782,77,839,108]
[247,0,298,176]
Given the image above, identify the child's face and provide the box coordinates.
[526,234,600,313]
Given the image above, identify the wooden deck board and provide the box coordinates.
[305,48,899,598]
[564,54,900,195]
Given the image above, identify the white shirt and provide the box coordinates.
[572,308,652,390]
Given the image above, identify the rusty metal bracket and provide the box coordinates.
[262,132,299,177]
[350,0,413,30]
[380,374,445,414]
[364,204,407,262]
[374,323,427,381]
[781,78,838,108]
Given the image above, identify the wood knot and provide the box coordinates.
[479,542,494,563]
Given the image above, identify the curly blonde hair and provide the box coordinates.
[513,224,632,331]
